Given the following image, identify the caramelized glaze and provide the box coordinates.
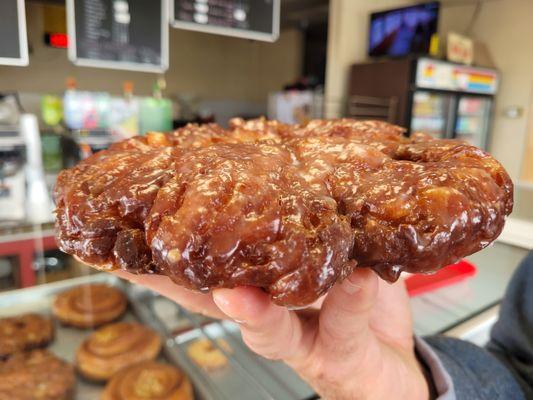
[54,119,513,306]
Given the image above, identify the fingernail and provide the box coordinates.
[212,289,236,309]
[212,291,245,323]
[341,276,361,294]
[213,293,229,309]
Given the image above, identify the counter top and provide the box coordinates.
[0,221,54,242]
[411,242,528,336]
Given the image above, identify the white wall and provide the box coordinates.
[471,0,533,183]
[441,0,533,183]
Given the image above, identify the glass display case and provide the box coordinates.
[0,222,95,292]
[411,91,455,138]
[455,96,492,148]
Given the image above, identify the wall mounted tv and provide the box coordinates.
[368,1,439,58]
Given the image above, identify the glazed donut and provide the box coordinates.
[76,322,161,381]
[186,338,231,371]
[102,361,193,400]
[53,284,127,328]
[0,349,75,400]
[0,313,54,358]
[54,118,513,307]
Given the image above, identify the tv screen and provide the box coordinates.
[368,2,439,58]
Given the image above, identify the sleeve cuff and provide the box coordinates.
[414,336,456,400]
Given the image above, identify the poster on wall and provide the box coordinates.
[0,0,29,66]
[171,0,280,42]
[67,0,169,72]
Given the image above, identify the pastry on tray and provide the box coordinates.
[52,284,127,328]
[102,361,193,400]
[187,338,232,371]
[0,313,54,358]
[0,349,75,400]
[76,321,161,381]
[54,118,513,307]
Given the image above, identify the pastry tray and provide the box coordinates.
[0,273,318,400]
[128,286,317,400]
[0,273,127,400]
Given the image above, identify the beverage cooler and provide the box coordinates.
[349,57,498,150]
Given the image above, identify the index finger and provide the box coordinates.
[112,270,227,319]
[212,286,314,364]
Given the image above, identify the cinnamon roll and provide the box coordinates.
[0,313,54,358]
[53,284,127,328]
[0,349,75,400]
[102,361,193,400]
[76,322,161,381]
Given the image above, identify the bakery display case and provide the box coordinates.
[0,239,526,399]
[0,272,317,400]
[0,223,93,291]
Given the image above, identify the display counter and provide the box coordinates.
[411,242,528,337]
[0,219,527,399]
[0,222,55,288]
[0,222,93,291]
[0,220,526,336]
[0,272,317,400]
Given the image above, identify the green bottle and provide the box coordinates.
[139,78,172,134]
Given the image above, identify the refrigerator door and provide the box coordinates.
[411,90,455,139]
[455,96,492,149]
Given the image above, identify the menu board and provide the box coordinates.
[0,0,28,66]
[171,0,279,42]
[67,0,169,72]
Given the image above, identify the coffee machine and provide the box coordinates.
[0,93,53,224]
[0,93,25,222]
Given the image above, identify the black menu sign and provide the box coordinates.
[0,0,28,66]
[67,0,169,72]
[171,0,279,42]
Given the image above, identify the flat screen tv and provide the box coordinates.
[368,2,439,58]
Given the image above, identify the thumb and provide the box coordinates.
[318,268,378,348]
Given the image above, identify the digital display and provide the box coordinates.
[368,2,439,58]
[45,33,69,49]
[171,0,279,42]
[67,0,168,72]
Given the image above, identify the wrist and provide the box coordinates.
[288,340,429,400]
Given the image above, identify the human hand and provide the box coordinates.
[113,269,429,400]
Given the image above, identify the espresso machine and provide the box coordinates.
[0,93,53,224]
[0,93,25,222]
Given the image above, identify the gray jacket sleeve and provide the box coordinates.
[419,335,525,399]
[415,250,533,400]
[486,250,533,399]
